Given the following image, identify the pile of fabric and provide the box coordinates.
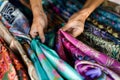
[0,0,120,80]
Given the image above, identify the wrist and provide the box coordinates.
[31,4,44,18]
[78,8,93,20]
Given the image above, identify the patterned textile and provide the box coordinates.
[95,8,120,23]
[0,22,38,80]
[75,60,120,80]
[22,42,49,80]
[0,1,30,40]
[31,37,84,80]
[85,22,120,44]
[0,37,29,80]
[86,18,120,39]
[56,30,120,78]
[0,39,18,80]
[90,12,120,32]
[78,31,120,61]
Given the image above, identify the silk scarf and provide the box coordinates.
[0,22,38,80]
[56,30,120,77]
[0,37,29,80]
[31,37,84,80]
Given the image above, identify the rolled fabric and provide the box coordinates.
[31,38,84,80]
[0,22,38,80]
[95,7,120,23]
[0,37,29,80]
[78,31,120,61]
[85,22,120,44]
[56,30,120,75]
[86,18,120,39]
[0,38,18,80]
[90,12,120,31]
[75,60,120,80]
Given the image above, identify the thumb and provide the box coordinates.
[38,29,45,43]
[61,23,71,31]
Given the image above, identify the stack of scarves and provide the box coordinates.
[56,30,120,80]
[0,0,120,80]
[0,1,84,80]
[0,21,38,80]
[0,37,29,80]
[40,0,120,61]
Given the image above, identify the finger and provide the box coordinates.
[30,31,38,38]
[30,24,38,38]
[38,27,45,43]
[72,27,84,37]
[30,27,38,38]
[61,23,71,31]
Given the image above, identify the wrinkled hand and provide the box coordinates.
[61,11,88,37]
[30,12,47,43]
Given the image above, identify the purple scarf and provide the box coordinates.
[56,30,120,76]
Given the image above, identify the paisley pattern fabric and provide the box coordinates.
[0,38,18,80]
[0,0,120,80]
[0,37,29,80]
[85,22,120,44]
[56,30,120,78]
[79,31,120,61]
[86,18,120,39]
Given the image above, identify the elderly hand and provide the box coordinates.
[61,10,89,37]
[30,12,48,43]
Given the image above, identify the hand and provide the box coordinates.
[61,10,89,37]
[30,12,48,43]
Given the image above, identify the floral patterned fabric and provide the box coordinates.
[0,21,38,80]
[56,30,120,80]
[0,39,18,80]
[0,37,29,80]
[85,22,120,44]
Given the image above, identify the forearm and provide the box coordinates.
[20,0,31,9]
[30,0,44,18]
[78,0,104,19]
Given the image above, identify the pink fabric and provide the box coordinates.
[56,30,120,75]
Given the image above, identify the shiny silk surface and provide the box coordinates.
[0,22,38,80]
[0,37,29,80]
[0,38,18,80]
[56,30,120,79]
[31,38,84,80]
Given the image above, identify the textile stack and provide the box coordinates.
[0,0,120,80]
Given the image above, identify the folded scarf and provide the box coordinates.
[85,22,120,44]
[75,60,120,80]
[0,37,29,80]
[0,38,18,80]
[0,21,38,80]
[78,31,120,61]
[31,37,84,80]
[86,18,120,39]
[56,30,120,76]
